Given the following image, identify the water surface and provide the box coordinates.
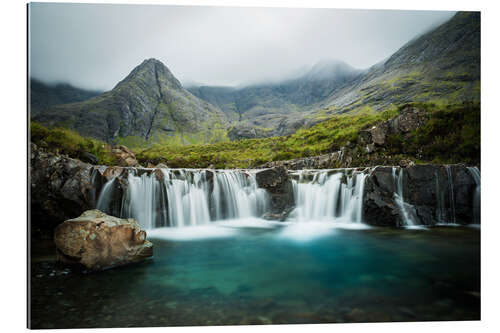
[30,222,480,328]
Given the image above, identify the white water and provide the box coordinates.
[105,169,269,229]
[467,167,481,224]
[290,169,368,223]
[96,177,116,212]
[93,165,480,232]
[392,167,417,227]
[445,166,457,224]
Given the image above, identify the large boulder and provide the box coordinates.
[54,210,153,271]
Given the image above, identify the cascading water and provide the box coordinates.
[96,169,268,229]
[392,167,417,227]
[96,177,116,213]
[467,167,481,224]
[290,169,367,223]
[445,165,457,224]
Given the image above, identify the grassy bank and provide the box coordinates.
[30,122,117,165]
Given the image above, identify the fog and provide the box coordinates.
[29,3,455,90]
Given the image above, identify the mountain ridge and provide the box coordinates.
[33,58,228,145]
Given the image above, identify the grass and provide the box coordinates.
[30,102,480,168]
[30,122,117,165]
[134,106,401,168]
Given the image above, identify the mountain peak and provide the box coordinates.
[305,59,359,80]
[114,58,182,91]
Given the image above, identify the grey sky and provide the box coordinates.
[29,3,455,90]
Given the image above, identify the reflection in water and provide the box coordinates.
[30,225,480,328]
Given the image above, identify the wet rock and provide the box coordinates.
[255,167,294,214]
[363,164,478,226]
[80,152,99,165]
[261,206,294,221]
[155,163,169,169]
[54,209,153,270]
[30,143,95,238]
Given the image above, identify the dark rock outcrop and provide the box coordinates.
[255,167,294,216]
[30,143,96,238]
[359,105,428,147]
[363,165,478,226]
[54,209,153,270]
[227,124,271,141]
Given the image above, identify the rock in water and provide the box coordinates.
[54,209,153,270]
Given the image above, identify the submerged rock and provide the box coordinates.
[54,210,153,271]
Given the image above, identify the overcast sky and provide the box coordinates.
[29,3,455,90]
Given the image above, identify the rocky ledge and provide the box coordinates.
[31,142,479,235]
[363,165,479,226]
[54,210,153,271]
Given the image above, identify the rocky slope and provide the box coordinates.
[33,59,228,145]
[317,12,480,113]
[189,60,363,138]
[191,12,480,139]
[30,79,102,115]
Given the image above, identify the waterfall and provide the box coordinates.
[211,171,268,220]
[467,167,481,224]
[96,177,116,213]
[392,167,417,226]
[290,169,367,223]
[445,166,457,224]
[121,172,164,230]
[97,168,269,229]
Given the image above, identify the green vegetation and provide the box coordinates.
[134,106,400,168]
[135,102,479,168]
[30,102,480,169]
[385,102,480,165]
[30,122,117,165]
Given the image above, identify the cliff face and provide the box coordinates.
[33,59,228,144]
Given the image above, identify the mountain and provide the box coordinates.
[188,60,362,132]
[32,12,480,145]
[30,79,102,115]
[33,59,228,145]
[317,11,480,113]
[191,11,480,139]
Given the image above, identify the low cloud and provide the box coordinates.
[29,3,455,90]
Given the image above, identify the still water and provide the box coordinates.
[30,221,480,328]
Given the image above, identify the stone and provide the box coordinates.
[54,209,153,271]
[255,167,294,214]
[111,145,140,167]
[363,164,478,226]
[370,122,390,145]
[155,163,169,169]
[80,152,99,165]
